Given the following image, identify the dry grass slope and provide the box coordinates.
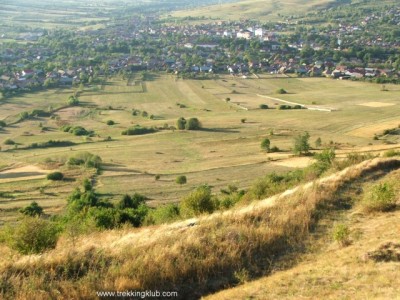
[0,158,400,299]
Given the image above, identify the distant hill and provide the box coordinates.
[171,0,338,22]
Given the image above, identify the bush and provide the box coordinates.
[67,95,79,106]
[276,88,287,94]
[261,138,270,152]
[29,140,75,149]
[176,175,187,185]
[0,120,6,127]
[67,152,102,170]
[180,185,214,217]
[177,117,186,130]
[121,126,156,135]
[361,182,397,213]
[19,201,43,217]
[4,139,15,145]
[47,171,64,181]
[145,204,180,225]
[332,223,351,247]
[5,217,60,254]
[383,150,400,157]
[118,193,147,209]
[259,104,269,109]
[185,118,201,130]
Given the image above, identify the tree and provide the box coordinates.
[177,117,186,130]
[185,118,201,130]
[176,175,187,185]
[19,201,43,217]
[261,138,271,152]
[293,132,310,155]
[180,185,214,217]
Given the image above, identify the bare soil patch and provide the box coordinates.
[358,102,395,108]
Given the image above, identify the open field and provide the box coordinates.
[1,74,400,223]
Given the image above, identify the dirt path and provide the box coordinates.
[257,94,336,112]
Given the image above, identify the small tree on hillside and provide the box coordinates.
[261,138,271,152]
[177,117,187,130]
[19,201,43,217]
[176,175,187,185]
[185,118,201,130]
[293,132,310,155]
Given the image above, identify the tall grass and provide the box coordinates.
[0,158,399,299]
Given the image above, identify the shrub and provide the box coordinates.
[19,201,43,217]
[106,120,115,125]
[29,140,75,149]
[259,104,269,109]
[241,118,246,123]
[261,138,271,152]
[141,111,148,118]
[67,152,102,170]
[276,88,287,94]
[180,185,214,217]
[177,117,186,130]
[145,204,180,225]
[5,217,60,254]
[185,118,201,130]
[176,175,187,185]
[383,149,400,157]
[361,182,397,213]
[332,223,351,247]
[121,126,156,135]
[0,120,6,127]
[118,193,147,210]
[67,95,79,106]
[4,139,15,145]
[47,171,64,181]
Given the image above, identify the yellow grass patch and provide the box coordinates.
[0,164,51,183]
[358,102,395,108]
[347,119,400,138]
[271,156,314,168]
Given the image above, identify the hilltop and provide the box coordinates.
[1,157,399,299]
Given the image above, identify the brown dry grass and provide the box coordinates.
[0,158,399,299]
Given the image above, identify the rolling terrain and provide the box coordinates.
[1,157,399,299]
[1,74,400,224]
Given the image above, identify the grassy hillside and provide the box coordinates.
[170,0,336,22]
[0,157,399,299]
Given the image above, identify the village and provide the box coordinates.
[1,5,400,95]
